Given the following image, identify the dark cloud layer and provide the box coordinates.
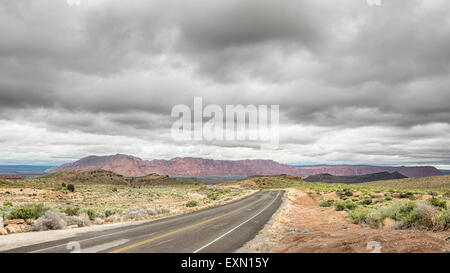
[0,0,449,166]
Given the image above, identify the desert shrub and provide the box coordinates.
[112,187,118,192]
[360,199,373,206]
[3,201,13,207]
[351,201,420,229]
[443,191,450,198]
[413,203,441,230]
[67,184,75,192]
[343,189,353,197]
[398,192,414,199]
[104,209,116,218]
[83,208,96,221]
[365,210,384,228]
[156,207,170,214]
[426,197,447,209]
[64,213,90,227]
[208,192,219,200]
[319,199,334,207]
[350,207,373,224]
[385,196,392,201]
[344,200,358,211]
[107,214,121,223]
[186,200,198,207]
[34,211,67,231]
[335,200,346,211]
[391,201,419,227]
[434,207,450,230]
[124,207,156,220]
[61,183,66,188]
[8,203,48,220]
[63,207,79,216]
[429,191,438,197]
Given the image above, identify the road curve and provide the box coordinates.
[3,190,284,253]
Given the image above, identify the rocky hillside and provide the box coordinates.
[295,165,441,178]
[47,154,442,178]
[47,154,301,177]
[304,171,407,183]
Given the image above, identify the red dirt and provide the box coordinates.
[271,189,450,253]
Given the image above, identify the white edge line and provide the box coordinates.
[193,191,281,253]
[29,191,262,253]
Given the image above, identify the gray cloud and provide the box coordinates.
[0,0,449,167]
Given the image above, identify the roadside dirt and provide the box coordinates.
[240,189,450,253]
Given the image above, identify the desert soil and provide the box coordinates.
[239,189,450,253]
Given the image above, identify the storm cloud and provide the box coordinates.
[1,0,450,167]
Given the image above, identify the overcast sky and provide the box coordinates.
[1,0,450,168]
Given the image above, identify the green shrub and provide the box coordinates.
[8,203,48,220]
[112,187,118,192]
[435,207,450,230]
[63,207,79,216]
[105,209,116,217]
[344,200,358,210]
[393,201,419,227]
[335,200,346,211]
[61,183,66,188]
[67,184,75,192]
[319,199,334,207]
[427,197,447,209]
[350,207,373,224]
[207,192,219,200]
[360,199,373,206]
[3,201,13,207]
[399,192,414,199]
[83,208,96,220]
[186,200,198,207]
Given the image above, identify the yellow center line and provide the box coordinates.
[109,192,271,253]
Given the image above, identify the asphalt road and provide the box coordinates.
[3,190,284,253]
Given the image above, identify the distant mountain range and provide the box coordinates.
[46,154,443,178]
[304,171,407,183]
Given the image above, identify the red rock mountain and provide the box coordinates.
[46,154,442,178]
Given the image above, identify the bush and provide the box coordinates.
[156,207,171,214]
[398,192,414,199]
[63,207,79,216]
[208,192,219,200]
[8,203,48,220]
[67,184,75,192]
[351,201,421,229]
[83,209,96,221]
[61,183,66,188]
[344,200,358,211]
[350,207,373,224]
[104,209,116,218]
[186,200,198,207]
[414,203,441,230]
[335,200,346,211]
[124,207,157,220]
[434,207,450,230]
[64,213,91,227]
[426,197,447,209]
[34,211,67,231]
[319,199,334,207]
[392,201,419,227]
[3,201,13,207]
[112,187,118,192]
[360,199,373,206]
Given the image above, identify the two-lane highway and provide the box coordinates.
[3,190,284,253]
